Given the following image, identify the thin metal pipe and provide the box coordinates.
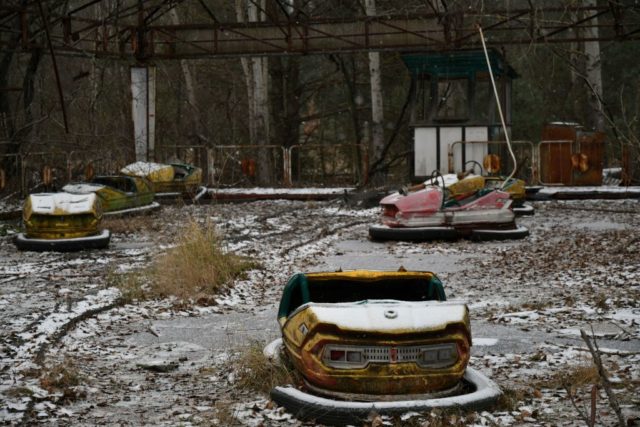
[477,24,516,188]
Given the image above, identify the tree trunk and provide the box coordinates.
[119,63,135,161]
[0,32,20,159]
[270,56,300,149]
[17,49,42,144]
[583,0,604,132]
[364,0,385,185]
[168,7,205,145]
[1,14,44,162]
[270,55,300,184]
[334,55,363,182]
[235,0,272,185]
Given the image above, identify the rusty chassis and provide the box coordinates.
[0,4,638,59]
[264,338,501,426]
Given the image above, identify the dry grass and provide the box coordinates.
[234,342,299,394]
[111,220,257,305]
[4,386,34,398]
[537,363,600,392]
[39,360,85,402]
[110,270,147,304]
[528,350,547,362]
[213,400,242,426]
[494,387,528,412]
[146,220,257,301]
[522,300,551,311]
[594,293,609,310]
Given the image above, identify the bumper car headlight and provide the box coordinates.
[417,343,458,368]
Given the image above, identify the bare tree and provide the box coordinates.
[364,0,385,184]
[235,0,272,185]
[0,4,42,161]
[582,0,604,132]
[168,6,206,145]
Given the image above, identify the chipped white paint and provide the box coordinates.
[28,193,97,215]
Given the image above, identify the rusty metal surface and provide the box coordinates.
[282,308,470,395]
[206,143,365,187]
[63,175,154,213]
[541,124,576,185]
[1,3,639,59]
[209,144,285,187]
[448,140,536,183]
[539,124,604,186]
[1,144,365,196]
[574,130,604,185]
[276,270,472,396]
[22,193,102,239]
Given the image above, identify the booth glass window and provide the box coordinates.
[414,77,434,123]
[473,79,495,124]
[435,79,468,121]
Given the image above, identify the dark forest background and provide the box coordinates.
[1,0,638,187]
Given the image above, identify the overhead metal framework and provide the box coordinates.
[0,1,639,60]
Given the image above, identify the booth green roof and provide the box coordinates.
[402,49,518,79]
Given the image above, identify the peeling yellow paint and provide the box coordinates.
[23,198,102,239]
[304,270,435,282]
[283,301,471,395]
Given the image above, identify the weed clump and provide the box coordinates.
[111,220,256,305]
[39,360,85,402]
[110,271,147,304]
[4,387,34,398]
[495,386,527,412]
[234,342,299,394]
[149,221,255,300]
[538,362,600,392]
[148,220,256,301]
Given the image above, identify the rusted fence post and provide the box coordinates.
[283,147,291,187]
[207,148,216,187]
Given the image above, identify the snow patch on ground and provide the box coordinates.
[1,199,639,426]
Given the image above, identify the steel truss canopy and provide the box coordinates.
[1,1,639,60]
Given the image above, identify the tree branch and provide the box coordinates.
[580,328,626,427]
[367,76,415,179]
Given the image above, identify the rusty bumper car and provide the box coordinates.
[447,159,534,216]
[424,170,533,216]
[461,174,533,216]
[120,161,205,201]
[369,176,529,242]
[63,175,159,216]
[267,270,501,425]
[14,192,110,252]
